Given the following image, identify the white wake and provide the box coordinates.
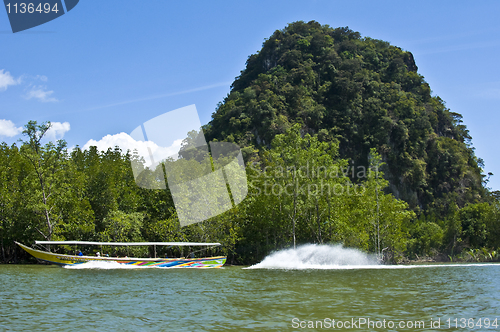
[63,261,144,270]
[247,244,380,270]
[247,244,500,270]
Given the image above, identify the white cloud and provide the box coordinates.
[24,86,58,102]
[36,75,48,82]
[83,133,183,168]
[0,119,23,137]
[0,70,20,91]
[0,70,58,102]
[45,122,70,140]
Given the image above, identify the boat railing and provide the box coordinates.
[32,241,222,259]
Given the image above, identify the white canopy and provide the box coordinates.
[35,241,221,246]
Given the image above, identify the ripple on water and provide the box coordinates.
[1,262,499,331]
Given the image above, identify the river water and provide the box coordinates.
[1,245,499,331]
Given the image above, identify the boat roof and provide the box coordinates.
[35,241,221,246]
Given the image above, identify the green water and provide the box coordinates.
[1,264,499,331]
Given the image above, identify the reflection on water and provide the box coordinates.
[1,263,499,331]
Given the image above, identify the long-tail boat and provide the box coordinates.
[15,241,226,268]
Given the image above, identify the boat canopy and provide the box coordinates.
[35,241,221,246]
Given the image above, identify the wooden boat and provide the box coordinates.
[15,241,226,268]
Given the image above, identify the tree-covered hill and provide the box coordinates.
[204,20,488,217]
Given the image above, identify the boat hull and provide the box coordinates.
[15,242,226,268]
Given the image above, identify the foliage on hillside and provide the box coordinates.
[204,20,488,218]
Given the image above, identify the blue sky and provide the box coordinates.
[1,1,500,189]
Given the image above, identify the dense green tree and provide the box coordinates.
[0,143,34,262]
[238,125,412,262]
[20,121,70,241]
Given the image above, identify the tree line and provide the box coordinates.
[1,121,499,264]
